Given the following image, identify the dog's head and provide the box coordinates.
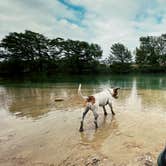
[108,87,120,99]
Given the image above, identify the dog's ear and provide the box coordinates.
[113,87,120,92]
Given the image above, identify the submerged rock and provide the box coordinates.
[85,156,100,166]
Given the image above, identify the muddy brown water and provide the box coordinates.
[0,77,166,166]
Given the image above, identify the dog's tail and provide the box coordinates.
[78,84,87,99]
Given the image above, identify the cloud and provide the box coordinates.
[1,0,166,58]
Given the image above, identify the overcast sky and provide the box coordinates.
[1,0,166,57]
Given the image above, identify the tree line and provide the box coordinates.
[0,30,166,76]
[135,34,166,72]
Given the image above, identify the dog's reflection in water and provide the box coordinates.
[79,115,119,148]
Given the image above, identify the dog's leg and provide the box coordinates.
[108,101,115,116]
[92,107,99,129]
[79,107,89,132]
[103,106,108,116]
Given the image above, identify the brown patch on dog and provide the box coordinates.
[82,96,95,106]
[86,96,96,104]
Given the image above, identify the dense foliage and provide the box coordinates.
[135,34,166,72]
[108,43,132,73]
[0,30,166,77]
[0,30,102,75]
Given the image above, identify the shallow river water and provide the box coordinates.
[0,74,166,166]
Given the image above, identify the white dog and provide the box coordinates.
[78,84,120,132]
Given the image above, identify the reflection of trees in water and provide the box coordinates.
[0,86,12,112]
[80,116,119,150]
[1,78,166,119]
[1,87,84,118]
[3,88,54,118]
[125,78,142,112]
[133,77,166,112]
[137,76,166,89]
[120,77,166,112]
[1,88,70,118]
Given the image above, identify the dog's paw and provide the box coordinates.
[79,128,84,132]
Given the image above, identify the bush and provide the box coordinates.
[110,63,132,73]
[137,64,166,73]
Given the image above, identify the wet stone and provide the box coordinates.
[85,156,100,166]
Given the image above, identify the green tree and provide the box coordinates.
[1,30,50,73]
[109,43,132,64]
[156,34,166,66]
[48,37,65,60]
[135,35,166,72]
[0,30,103,75]
[60,39,102,73]
[108,43,132,73]
[135,36,159,65]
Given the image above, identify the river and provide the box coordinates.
[0,74,166,166]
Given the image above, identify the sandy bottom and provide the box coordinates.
[0,86,166,166]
